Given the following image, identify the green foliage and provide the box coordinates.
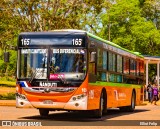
[7,51,17,76]
[0,60,7,76]
[0,93,15,100]
[0,78,16,83]
[100,0,160,56]
[0,50,16,77]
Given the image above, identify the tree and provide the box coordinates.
[141,0,160,30]
[100,0,160,56]
[0,0,105,77]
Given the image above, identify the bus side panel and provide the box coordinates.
[135,88,140,105]
[117,87,132,107]
[117,86,143,107]
[135,87,143,105]
[87,85,103,110]
[87,85,121,110]
[105,86,118,108]
[106,86,132,108]
[87,84,142,110]
[87,85,127,110]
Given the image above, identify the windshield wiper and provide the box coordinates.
[29,69,38,83]
[41,55,47,77]
[58,74,67,84]
[29,56,46,84]
[58,76,77,86]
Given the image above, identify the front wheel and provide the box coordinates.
[39,109,49,117]
[94,91,106,118]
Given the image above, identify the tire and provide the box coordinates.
[94,91,106,118]
[39,109,49,117]
[119,107,127,112]
[126,91,136,112]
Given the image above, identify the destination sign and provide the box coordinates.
[21,49,47,54]
[52,49,84,54]
[18,35,86,47]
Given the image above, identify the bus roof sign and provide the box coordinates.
[18,32,86,48]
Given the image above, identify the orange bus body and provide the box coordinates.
[16,74,143,110]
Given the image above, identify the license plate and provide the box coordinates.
[43,100,53,104]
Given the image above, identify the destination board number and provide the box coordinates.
[72,38,83,46]
[21,38,30,46]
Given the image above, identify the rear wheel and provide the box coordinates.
[127,91,136,112]
[119,107,127,111]
[39,109,49,117]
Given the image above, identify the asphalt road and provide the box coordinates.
[0,104,160,129]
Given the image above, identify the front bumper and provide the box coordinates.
[16,93,88,110]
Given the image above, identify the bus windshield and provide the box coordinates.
[18,48,87,81]
[19,49,47,79]
[49,48,87,81]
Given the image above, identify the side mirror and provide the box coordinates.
[4,52,9,62]
[90,52,96,63]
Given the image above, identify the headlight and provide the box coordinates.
[16,93,27,100]
[71,93,86,101]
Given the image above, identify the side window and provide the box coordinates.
[108,74,122,83]
[88,50,97,83]
[113,53,116,72]
[123,57,129,74]
[101,73,106,81]
[130,59,136,75]
[140,61,144,76]
[108,52,116,72]
[117,55,122,73]
[108,52,113,71]
[97,48,103,69]
[103,51,107,70]
[137,61,140,76]
[117,75,122,83]
[109,74,116,82]
[89,51,96,74]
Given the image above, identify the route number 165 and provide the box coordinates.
[72,38,82,46]
[21,38,30,46]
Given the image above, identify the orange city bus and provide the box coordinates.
[16,29,144,118]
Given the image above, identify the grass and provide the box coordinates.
[0,93,15,100]
[0,79,16,100]
[0,81,16,87]
[0,86,15,94]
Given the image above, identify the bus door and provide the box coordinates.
[88,48,97,83]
